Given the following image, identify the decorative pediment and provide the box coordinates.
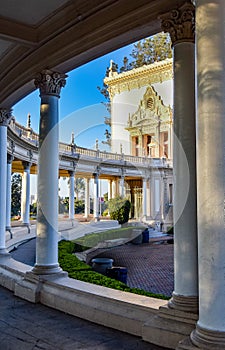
[126,86,172,130]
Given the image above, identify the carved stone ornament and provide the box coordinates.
[126,85,172,136]
[104,59,172,100]
[0,108,12,126]
[34,70,67,97]
[160,2,195,46]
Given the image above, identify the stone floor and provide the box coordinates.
[7,235,174,349]
[0,285,169,350]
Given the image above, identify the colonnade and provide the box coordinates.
[0,1,224,348]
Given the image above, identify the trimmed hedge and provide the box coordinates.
[58,240,169,300]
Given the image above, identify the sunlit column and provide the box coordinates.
[108,179,112,201]
[112,178,117,198]
[6,154,13,237]
[146,177,151,217]
[142,177,147,221]
[21,161,31,231]
[190,1,225,348]
[93,172,99,221]
[161,2,198,312]
[84,177,90,218]
[0,109,12,255]
[119,175,125,197]
[68,171,75,220]
[33,70,67,274]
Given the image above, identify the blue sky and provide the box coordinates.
[13,43,134,151]
[13,42,137,196]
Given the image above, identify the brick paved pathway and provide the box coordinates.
[11,239,174,297]
[96,242,174,297]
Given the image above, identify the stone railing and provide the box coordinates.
[9,120,172,169]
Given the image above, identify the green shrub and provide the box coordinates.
[108,197,131,224]
[75,199,85,213]
[58,240,169,300]
[102,209,109,217]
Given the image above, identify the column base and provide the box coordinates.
[32,263,65,275]
[176,336,197,349]
[94,217,100,222]
[0,248,10,258]
[168,292,199,313]
[190,324,225,349]
[143,303,198,349]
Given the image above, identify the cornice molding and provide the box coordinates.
[104,59,172,99]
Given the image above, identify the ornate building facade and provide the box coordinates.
[105,58,173,157]
[104,59,173,226]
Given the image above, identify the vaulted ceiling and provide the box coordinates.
[0,0,187,108]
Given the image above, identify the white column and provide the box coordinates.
[142,177,147,221]
[146,178,151,218]
[0,109,12,255]
[84,178,90,218]
[21,161,31,230]
[69,171,75,220]
[6,154,13,236]
[108,179,112,201]
[33,70,67,275]
[190,1,225,348]
[93,173,99,221]
[119,175,125,197]
[112,179,117,198]
[161,2,198,312]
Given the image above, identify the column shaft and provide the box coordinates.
[69,172,75,220]
[6,155,13,233]
[119,176,125,197]
[108,180,112,201]
[93,174,99,221]
[171,41,198,310]
[161,3,198,312]
[190,1,225,347]
[142,178,147,220]
[21,162,31,226]
[84,178,90,218]
[33,70,67,274]
[112,179,117,198]
[0,126,7,250]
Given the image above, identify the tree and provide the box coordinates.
[121,32,172,70]
[67,177,85,200]
[74,178,85,200]
[11,173,22,216]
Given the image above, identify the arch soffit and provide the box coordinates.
[0,0,187,108]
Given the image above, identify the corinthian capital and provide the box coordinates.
[0,108,12,126]
[34,70,67,97]
[160,2,195,46]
